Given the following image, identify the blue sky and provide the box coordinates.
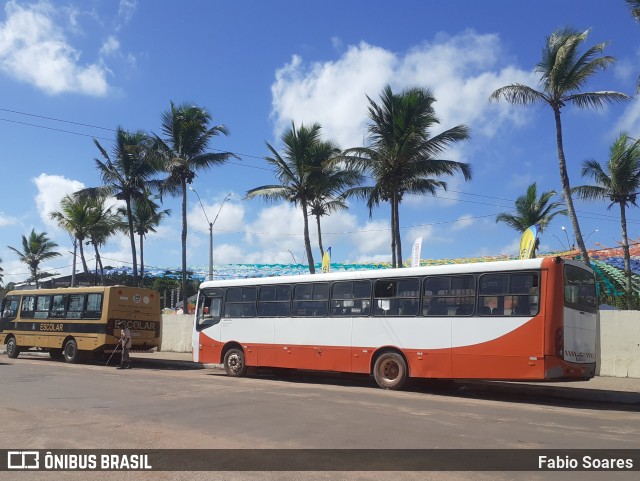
[0,0,638,284]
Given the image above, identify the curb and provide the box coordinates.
[455,380,640,406]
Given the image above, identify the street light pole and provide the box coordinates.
[189,187,213,281]
[189,187,232,281]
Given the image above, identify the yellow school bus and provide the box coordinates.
[0,286,162,363]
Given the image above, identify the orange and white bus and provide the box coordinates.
[0,286,161,363]
[193,257,597,389]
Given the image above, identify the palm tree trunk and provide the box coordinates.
[394,194,403,268]
[302,201,315,274]
[316,214,324,258]
[92,242,104,286]
[620,203,633,309]
[390,201,397,268]
[139,232,145,283]
[32,264,39,289]
[553,107,589,265]
[78,239,90,276]
[126,198,139,285]
[181,180,188,303]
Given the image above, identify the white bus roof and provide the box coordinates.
[199,257,591,289]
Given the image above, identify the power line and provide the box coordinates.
[2,106,638,227]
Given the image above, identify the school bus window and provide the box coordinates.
[20,296,35,319]
[2,296,20,320]
[85,294,103,319]
[50,295,66,319]
[34,296,51,319]
[67,294,84,319]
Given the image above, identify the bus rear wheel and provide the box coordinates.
[6,337,20,359]
[63,339,80,364]
[373,351,408,390]
[223,348,247,377]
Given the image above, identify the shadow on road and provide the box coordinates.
[206,368,640,413]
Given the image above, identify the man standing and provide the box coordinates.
[117,321,132,369]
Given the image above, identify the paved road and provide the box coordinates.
[1,353,639,481]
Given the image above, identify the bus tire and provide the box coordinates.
[373,351,408,390]
[50,349,64,360]
[63,339,80,364]
[223,348,247,377]
[6,336,20,359]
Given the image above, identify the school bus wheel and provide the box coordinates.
[6,336,20,359]
[63,338,80,364]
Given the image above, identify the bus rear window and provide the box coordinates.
[564,265,597,313]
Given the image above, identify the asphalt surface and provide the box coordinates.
[5,347,637,406]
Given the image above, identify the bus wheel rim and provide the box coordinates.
[381,359,399,381]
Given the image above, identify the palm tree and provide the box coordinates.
[490,28,630,265]
[78,127,157,286]
[496,183,567,256]
[119,189,171,281]
[628,0,640,21]
[85,197,123,285]
[7,229,61,288]
[573,133,640,309]
[627,1,640,91]
[246,122,334,274]
[344,85,471,267]
[0,258,3,287]
[154,101,235,303]
[307,142,361,258]
[50,194,95,276]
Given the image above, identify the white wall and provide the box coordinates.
[160,311,640,378]
[597,310,640,378]
[159,314,193,353]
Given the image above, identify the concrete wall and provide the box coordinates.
[160,311,640,378]
[159,314,193,353]
[597,310,640,378]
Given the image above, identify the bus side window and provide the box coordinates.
[34,296,51,319]
[85,294,103,319]
[50,295,66,319]
[20,296,36,319]
[67,294,84,319]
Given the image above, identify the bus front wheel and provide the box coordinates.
[63,339,80,364]
[6,337,20,359]
[223,348,247,377]
[373,352,408,390]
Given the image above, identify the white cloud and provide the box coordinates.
[0,0,110,96]
[270,31,536,149]
[100,35,120,56]
[33,173,84,230]
[117,0,137,26]
[450,214,474,231]
[0,213,18,226]
[614,99,640,135]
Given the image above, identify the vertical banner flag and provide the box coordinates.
[321,247,331,273]
[411,237,423,268]
[519,225,539,259]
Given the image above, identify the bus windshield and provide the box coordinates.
[564,264,597,313]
